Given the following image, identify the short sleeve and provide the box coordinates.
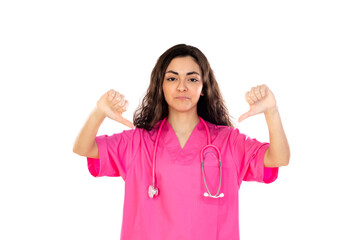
[230,129,278,185]
[87,129,138,181]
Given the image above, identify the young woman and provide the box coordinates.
[73,44,290,240]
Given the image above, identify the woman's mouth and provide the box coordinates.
[175,96,190,100]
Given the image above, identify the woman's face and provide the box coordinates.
[163,56,203,115]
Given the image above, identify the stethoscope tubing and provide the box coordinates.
[200,144,223,198]
[151,116,167,191]
[150,116,223,199]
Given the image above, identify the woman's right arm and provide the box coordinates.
[73,89,134,159]
[73,107,106,158]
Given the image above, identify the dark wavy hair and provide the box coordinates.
[133,44,233,130]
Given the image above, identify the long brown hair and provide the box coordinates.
[133,44,233,130]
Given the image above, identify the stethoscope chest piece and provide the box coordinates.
[148,185,159,198]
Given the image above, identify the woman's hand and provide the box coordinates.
[238,84,277,122]
[96,89,135,128]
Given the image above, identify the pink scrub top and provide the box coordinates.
[87,119,279,240]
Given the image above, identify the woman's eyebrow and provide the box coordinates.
[166,70,200,76]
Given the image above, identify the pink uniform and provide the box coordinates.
[87,119,279,240]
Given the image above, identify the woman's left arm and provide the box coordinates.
[238,84,290,168]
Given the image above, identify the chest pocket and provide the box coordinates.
[200,149,229,206]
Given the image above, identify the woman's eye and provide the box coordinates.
[167,77,198,82]
[189,78,199,82]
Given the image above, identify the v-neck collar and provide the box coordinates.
[170,119,201,150]
[159,118,206,164]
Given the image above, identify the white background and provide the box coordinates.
[1,0,359,239]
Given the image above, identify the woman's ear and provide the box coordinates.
[201,92,204,96]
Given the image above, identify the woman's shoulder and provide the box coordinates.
[205,120,237,132]
[100,127,155,148]
[124,125,156,135]
[205,120,241,139]
[205,120,250,143]
[119,122,160,141]
[107,126,148,140]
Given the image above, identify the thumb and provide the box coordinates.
[106,111,135,129]
[238,110,255,123]
[119,117,135,129]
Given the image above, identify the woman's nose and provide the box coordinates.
[176,79,187,91]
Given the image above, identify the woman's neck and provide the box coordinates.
[167,111,200,135]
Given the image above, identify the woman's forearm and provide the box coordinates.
[264,107,290,167]
[73,107,106,158]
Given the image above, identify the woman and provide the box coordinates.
[73,44,290,240]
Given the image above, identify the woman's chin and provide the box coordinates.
[169,105,197,114]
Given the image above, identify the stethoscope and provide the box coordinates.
[148,116,224,199]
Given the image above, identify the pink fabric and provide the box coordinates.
[87,119,278,240]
